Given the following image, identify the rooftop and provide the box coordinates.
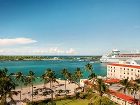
[109,90,138,104]
[104,79,120,84]
[108,63,140,69]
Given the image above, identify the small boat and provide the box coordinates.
[90,61,94,63]
[78,60,84,61]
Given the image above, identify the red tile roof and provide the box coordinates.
[108,63,140,69]
[109,90,138,104]
[84,80,93,86]
[104,79,120,84]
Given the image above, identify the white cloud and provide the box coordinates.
[66,48,76,54]
[0,38,77,55]
[48,47,64,54]
[0,38,37,46]
[0,47,77,55]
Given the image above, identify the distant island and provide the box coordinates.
[0,55,101,61]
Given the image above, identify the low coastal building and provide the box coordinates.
[109,90,139,105]
[104,78,120,85]
[107,60,140,80]
[83,79,139,105]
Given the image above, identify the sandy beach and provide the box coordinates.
[11,79,78,105]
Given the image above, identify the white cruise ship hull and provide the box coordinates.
[100,57,120,63]
[100,49,140,63]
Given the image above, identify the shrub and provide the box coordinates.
[79,93,88,99]
[75,92,80,99]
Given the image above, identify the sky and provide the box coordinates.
[0,0,140,55]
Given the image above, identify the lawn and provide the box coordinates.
[56,99,89,105]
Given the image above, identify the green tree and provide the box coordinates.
[85,63,93,73]
[15,71,25,101]
[129,82,140,100]
[88,73,97,81]
[25,71,36,102]
[119,78,130,93]
[42,69,58,103]
[94,78,109,105]
[61,68,69,95]
[0,68,17,104]
[66,72,74,84]
[41,72,48,88]
[74,68,83,86]
[85,63,96,83]
[118,78,131,105]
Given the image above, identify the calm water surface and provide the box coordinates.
[0,60,107,79]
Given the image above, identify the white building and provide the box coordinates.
[80,79,88,87]
[109,90,138,105]
[107,60,140,80]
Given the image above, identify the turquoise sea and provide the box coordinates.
[0,60,107,79]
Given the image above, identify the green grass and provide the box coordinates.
[56,99,89,105]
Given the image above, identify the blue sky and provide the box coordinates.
[0,0,140,55]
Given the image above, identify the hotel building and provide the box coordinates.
[107,60,140,80]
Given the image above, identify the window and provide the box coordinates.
[114,70,115,72]
[131,69,133,71]
[114,67,115,69]
[124,68,125,70]
[138,70,140,72]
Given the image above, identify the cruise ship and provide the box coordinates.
[100,49,140,63]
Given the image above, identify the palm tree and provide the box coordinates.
[42,68,58,103]
[94,78,109,105]
[135,79,140,104]
[74,68,83,87]
[85,63,93,73]
[119,78,131,93]
[66,72,74,84]
[85,63,96,83]
[129,82,140,100]
[88,73,96,80]
[118,78,131,105]
[15,71,25,101]
[88,72,97,83]
[0,68,17,104]
[95,78,109,96]
[41,72,48,88]
[61,68,69,95]
[25,70,36,102]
